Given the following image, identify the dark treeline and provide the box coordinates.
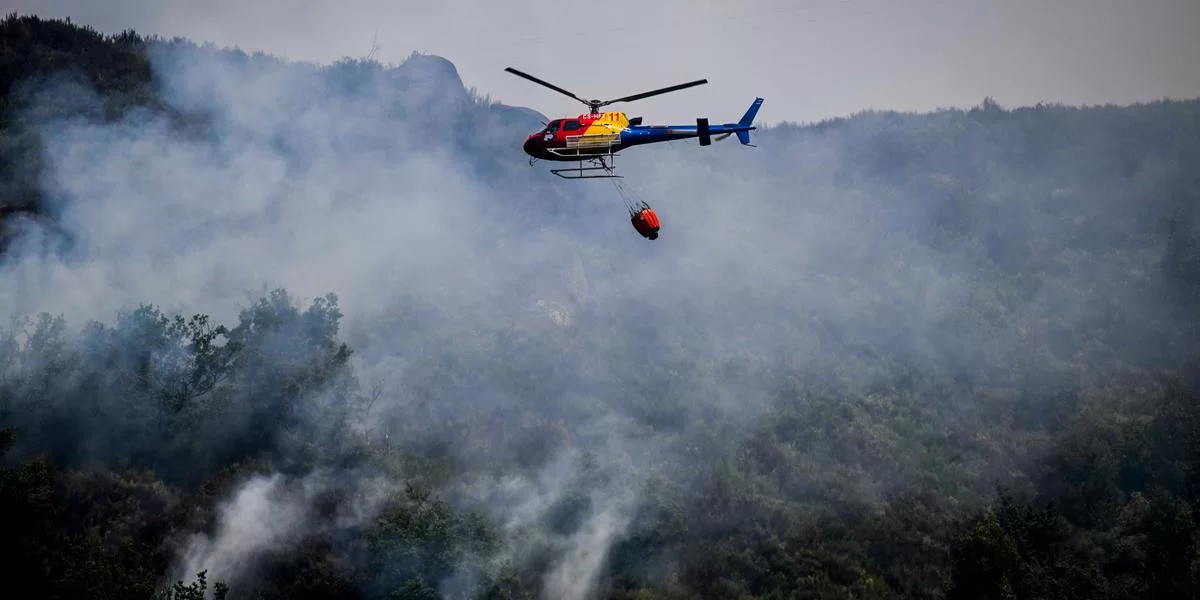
[2,14,1199,600]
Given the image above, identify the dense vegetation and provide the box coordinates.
[2,14,1199,599]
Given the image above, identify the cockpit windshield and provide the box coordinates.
[543,119,562,134]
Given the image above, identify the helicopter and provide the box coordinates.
[506,67,763,179]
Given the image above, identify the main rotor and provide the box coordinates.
[505,67,708,115]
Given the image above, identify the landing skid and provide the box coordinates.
[549,155,621,180]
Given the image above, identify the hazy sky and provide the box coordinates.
[12,0,1200,123]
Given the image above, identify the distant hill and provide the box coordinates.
[0,13,543,236]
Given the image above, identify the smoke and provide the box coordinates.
[2,31,1197,598]
[445,423,647,599]
[177,470,395,589]
[544,506,628,599]
[178,474,303,585]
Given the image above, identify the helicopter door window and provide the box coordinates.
[562,120,582,131]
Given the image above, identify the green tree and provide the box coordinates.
[948,513,1019,600]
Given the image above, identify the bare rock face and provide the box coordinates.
[390,52,470,113]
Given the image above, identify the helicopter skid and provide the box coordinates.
[550,164,622,179]
[549,157,621,179]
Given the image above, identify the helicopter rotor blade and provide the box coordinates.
[598,79,708,107]
[504,67,591,108]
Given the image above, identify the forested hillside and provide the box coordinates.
[1,14,1198,599]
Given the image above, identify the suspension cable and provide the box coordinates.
[610,178,647,215]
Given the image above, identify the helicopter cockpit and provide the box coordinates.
[537,119,562,139]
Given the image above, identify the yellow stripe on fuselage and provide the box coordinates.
[582,112,629,137]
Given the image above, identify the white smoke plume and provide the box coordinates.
[177,471,394,588]
[177,474,301,584]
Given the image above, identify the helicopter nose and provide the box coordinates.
[523,137,538,156]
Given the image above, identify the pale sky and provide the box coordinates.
[11,0,1200,124]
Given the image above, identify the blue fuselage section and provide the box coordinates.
[621,124,741,146]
